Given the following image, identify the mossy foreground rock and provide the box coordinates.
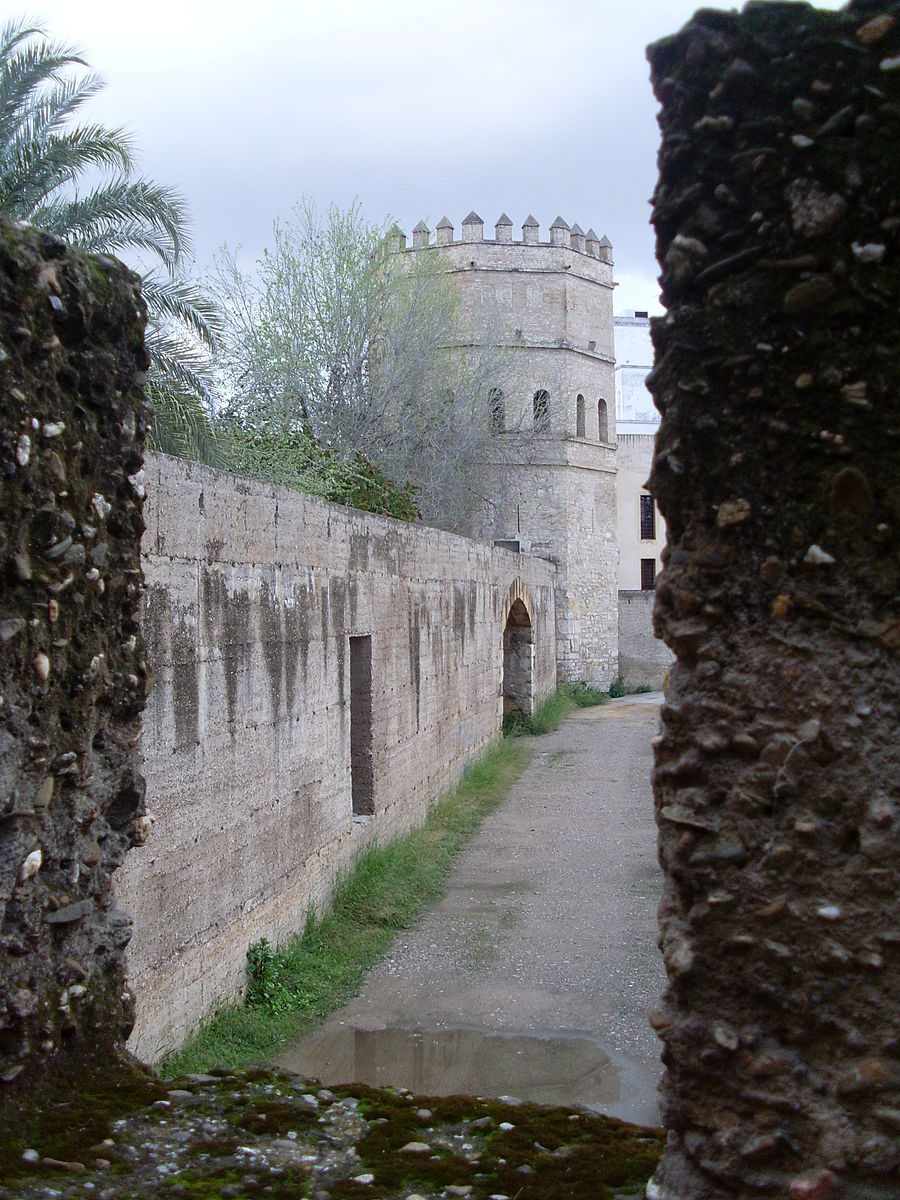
[0,221,151,1111]
[647,2,900,1197]
[0,1066,663,1199]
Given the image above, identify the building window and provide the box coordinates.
[489,388,504,433]
[640,558,656,591]
[598,398,608,442]
[533,389,550,431]
[640,494,656,540]
[576,394,585,438]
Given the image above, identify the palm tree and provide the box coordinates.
[0,17,222,462]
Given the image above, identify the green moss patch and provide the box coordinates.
[0,1068,663,1199]
[0,1060,165,1181]
[344,1085,663,1200]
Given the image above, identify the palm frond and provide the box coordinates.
[0,19,89,148]
[29,176,190,267]
[138,271,222,349]
[146,377,226,466]
[1,124,136,213]
[144,320,217,399]
[9,71,126,161]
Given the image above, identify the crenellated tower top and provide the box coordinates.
[400,211,614,263]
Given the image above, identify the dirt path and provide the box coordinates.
[277,696,666,1126]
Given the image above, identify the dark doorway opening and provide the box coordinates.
[349,635,374,815]
[502,599,534,719]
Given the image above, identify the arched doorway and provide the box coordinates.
[503,598,534,718]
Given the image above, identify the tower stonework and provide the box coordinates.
[404,214,619,685]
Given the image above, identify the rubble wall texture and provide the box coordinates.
[0,221,149,1109]
[646,4,900,1197]
[116,454,557,1060]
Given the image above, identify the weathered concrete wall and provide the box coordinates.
[116,454,557,1059]
[0,221,149,1111]
[647,4,900,1197]
[618,591,673,690]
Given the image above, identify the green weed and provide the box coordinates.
[503,681,613,737]
[561,681,611,707]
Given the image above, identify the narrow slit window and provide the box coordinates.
[489,388,504,433]
[533,389,550,431]
[349,635,374,816]
[598,398,608,442]
[576,394,585,438]
[640,494,656,540]
[641,558,656,591]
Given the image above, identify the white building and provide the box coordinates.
[614,310,665,593]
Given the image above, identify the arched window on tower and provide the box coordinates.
[598,398,609,442]
[576,394,585,438]
[489,388,504,433]
[533,389,550,432]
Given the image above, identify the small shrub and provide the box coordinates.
[608,676,626,698]
[632,683,653,694]
[502,710,537,737]
[561,681,610,708]
[246,937,277,1007]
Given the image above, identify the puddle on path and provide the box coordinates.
[278,1026,659,1125]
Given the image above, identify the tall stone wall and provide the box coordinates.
[0,222,149,1111]
[647,4,900,1197]
[618,591,673,690]
[116,454,557,1060]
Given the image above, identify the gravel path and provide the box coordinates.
[278,697,666,1127]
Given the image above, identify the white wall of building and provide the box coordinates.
[614,312,665,592]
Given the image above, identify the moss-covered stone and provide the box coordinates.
[0,1069,663,1199]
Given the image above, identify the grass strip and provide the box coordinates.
[159,736,531,1077]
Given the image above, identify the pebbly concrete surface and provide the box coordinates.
[277,697,666,1126]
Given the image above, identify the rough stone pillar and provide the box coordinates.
[646,4,900,1197]
[0,220,150,1117]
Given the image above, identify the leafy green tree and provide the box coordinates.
[215,200,517,528]
[0,17,222,461]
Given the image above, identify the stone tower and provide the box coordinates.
[403,211,618,685]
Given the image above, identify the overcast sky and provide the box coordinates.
[34,0,845,313]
